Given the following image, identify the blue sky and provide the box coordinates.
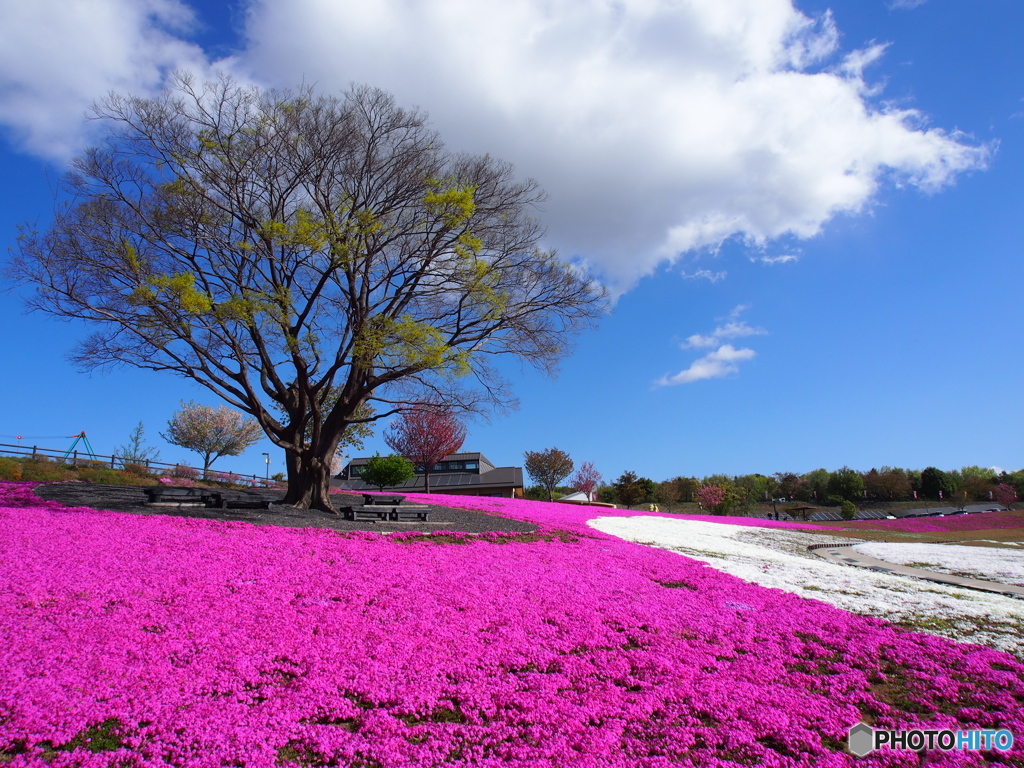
[0,0,1021,484]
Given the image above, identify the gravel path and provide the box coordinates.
[33,482,537,535]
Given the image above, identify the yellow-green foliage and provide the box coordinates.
[424,180,477,228]
[130,272,213,315]
[257,210,328,251]
[354,314,469,375]
[212,290,275,325]
[462,255,508,320]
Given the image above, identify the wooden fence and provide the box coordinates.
[0,441,282,488]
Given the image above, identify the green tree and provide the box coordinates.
[827,466,865,504]
[955,465,997,501]
[801,468,830,502]
[523,448,575,502]
[653,480,681,511]
[863,467,912,501]
[162,401,263,477]
[920,467,956,500]
[7,75,605,513]
[612,471,647,509]
[671,476,700,503]
[840,499,857,520]
[115,421,160,466]
[774,472,805,501]
[358,453,415,491]
[732,473,771,513]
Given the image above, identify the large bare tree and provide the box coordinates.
[7,74,605,512]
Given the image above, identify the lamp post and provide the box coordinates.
[262,452,270,480]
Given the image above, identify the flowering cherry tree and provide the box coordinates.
[994,483,1017,507]
[695,484,728,514]
[162,401,263,478]
[569,461,602,502]
[384,403,467,493]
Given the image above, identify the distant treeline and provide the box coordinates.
[583,465,1021,512]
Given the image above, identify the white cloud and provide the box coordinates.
[237,0,989,290]
[680,268,727,283]
[655,344,757,386]
[682,305,767,348]
[0,0,225,160]
[657,305,764,385]
[0,0,990,292]
[751,253,800,265]
[888,0,929,10]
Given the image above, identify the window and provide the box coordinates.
[465,462,478,470]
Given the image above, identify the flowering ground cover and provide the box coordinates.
[830,511,1024,534]
[854,542,1024,588]
[2,482,1024,766]
[589,516,1024,658]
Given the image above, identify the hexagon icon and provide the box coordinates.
[848,723,874,756]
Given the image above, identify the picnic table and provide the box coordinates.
[361,494,406,506]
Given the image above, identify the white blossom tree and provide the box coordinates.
[163,401,263,477]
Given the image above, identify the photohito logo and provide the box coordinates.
[848,723,1014,757]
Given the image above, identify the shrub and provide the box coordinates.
[359,453,416,491]
[208,470,236,485]
[122,462,151,476]
[0,457,22,481]
[172,465,200,479]
[78,467,155,486]
[19,459,77,482]
[840,500,857,520]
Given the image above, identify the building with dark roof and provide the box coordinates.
[333,452,524,498]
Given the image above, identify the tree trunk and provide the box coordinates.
[281,450,337,513]
[423,467,432,494]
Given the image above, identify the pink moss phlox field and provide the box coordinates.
[398,492,832,534]
[1,482,1022,767]
[838,511,1024,534]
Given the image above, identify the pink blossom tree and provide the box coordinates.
[695,484,728,514]
[384,403,467,494]
[569,461,602,502]
[993,483,1017,508]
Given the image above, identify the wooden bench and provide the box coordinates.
[386,505,431,522]
[343,506,392,521]
[361,494,406,506]
[143,487,212,506]
[342,504,431,522]
[205,492,274,510]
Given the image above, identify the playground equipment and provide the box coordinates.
[62,431,97,461]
